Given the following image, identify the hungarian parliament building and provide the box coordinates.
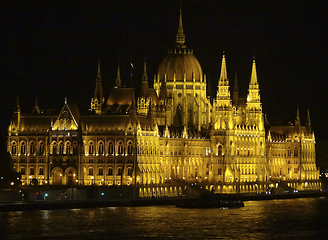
[7,11,320,194]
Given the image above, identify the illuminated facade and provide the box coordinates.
[7,11,320,193]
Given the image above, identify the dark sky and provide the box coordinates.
[1,1,328,140]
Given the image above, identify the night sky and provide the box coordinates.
[1,1,328,140]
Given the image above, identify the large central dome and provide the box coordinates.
[157,10,203,83]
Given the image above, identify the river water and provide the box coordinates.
[0,197,327,240]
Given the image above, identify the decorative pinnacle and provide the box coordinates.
[116,61,121,88]
[142,58,148,83]
[219,53,228,82]
[176,9,186,47]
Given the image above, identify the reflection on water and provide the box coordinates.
[0,198,328,239]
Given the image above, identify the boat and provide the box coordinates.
[176,194,244,209]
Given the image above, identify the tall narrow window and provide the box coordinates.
[39,167,44,175]
[98,142,104,155]
[218,145,222,155]
[127,142,133,154]
[118,142,124,155]
[52,142,57,154]
[12,142,17,155]
[128,168,133,177]
[73,142,77,154]
[108,168,113,176]
[108,142,114,155]
[66,142,71,154]
[29,167,35,175]
[30,142,35,155]
[117,168,123,176]
[59,142,64,155]
[39,142,44,155]
[88,168,93,175]
[21,142,26,155]
[294,147,298,157]
[20,167,26,175]
[89,142,94,155]
[98,168,103,175]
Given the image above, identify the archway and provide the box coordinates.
[52,167,63,185]
[65,167,77,185]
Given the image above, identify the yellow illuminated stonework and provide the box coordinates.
[7,10,320,194]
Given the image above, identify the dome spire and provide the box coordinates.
[176,8,186,48]
[116,61,121,88]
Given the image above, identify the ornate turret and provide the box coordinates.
[90,60,105,114]
[246,58,263,130]
[138,59,150,116]
[217,53,231,105]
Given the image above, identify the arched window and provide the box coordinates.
[20,167,25,175]
[98,168,103,175]
[39,167,44,175]
[30,142,35,155]
[29,167,35,175]
[98,142,104,155]
[108,142,114,155]
[20,142,26,155]
[294,147,298,157]
[66,142,71,154]
[73,141,78,154]
[39,141,44,155]
[108,168,113,176]
[88,168,93,175]
[128,168,133,177]
[218,145,222,155]
[118,142,124,155]
[52,142,57,154]
[11,142,17,155]
[287,147,291,157]
[117,167,123,176]
[127,142,133,155]
[89,142,94,155]
[59,142,64,155]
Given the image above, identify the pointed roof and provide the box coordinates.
[140,59,149,97]
[306,109,312,134]
[116,61,121,88]
[219,53,228,83]
[94,60,104,99]
[249,58,259,88]
[176,9,186,47]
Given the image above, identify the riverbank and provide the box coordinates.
[0,190,327,212]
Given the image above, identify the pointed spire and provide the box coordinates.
[306,109,312,134]
[15,95,20,112]
[219,53,228,82]
[176,9,186,47]
[96,59,101,82]
[295,108,301,132]
[33,95,40,114]
[249,57,259,88]
[232,73,239,106]
[140,58,149,97]
[142,58,148,83]
[116,61,121,88]
[94,60,104,99]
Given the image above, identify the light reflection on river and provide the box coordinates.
[0,197,327,239]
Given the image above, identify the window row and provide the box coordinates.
[88,167,133,177]
[19,166,44,175]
